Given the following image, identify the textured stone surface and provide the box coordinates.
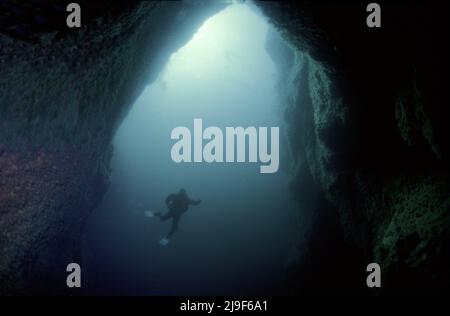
[262,1,449,294]
[0,1,225,294]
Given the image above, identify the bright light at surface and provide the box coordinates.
[157,3,273,102]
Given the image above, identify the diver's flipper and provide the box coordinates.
[144,210,155,217]
[159,237,170,246]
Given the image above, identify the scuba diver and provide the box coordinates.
[145,189,201,246]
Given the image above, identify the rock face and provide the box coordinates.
[261,2,449,293]
[0,1,448,294]
[0,1,225,295]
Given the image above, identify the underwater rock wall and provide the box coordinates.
[0,147,107,294]
[262,2,449,293]
[0,1,225,294]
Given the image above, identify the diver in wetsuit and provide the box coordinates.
[153,189,201,244]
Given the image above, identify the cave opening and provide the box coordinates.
[83,3,299,295]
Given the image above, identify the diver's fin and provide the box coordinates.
[159,237,170,246]
[144,210,155,217]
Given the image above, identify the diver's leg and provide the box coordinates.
[159,216,180,246]
[153,210,172,221]
[152,212,162,218]
[166,216,180,239]
[159,212,172,222]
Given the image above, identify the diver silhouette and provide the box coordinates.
[151,189,201,245]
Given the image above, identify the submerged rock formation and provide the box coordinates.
[0,1,225,295]
[262,2,449,294]
[0,1,448,294]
